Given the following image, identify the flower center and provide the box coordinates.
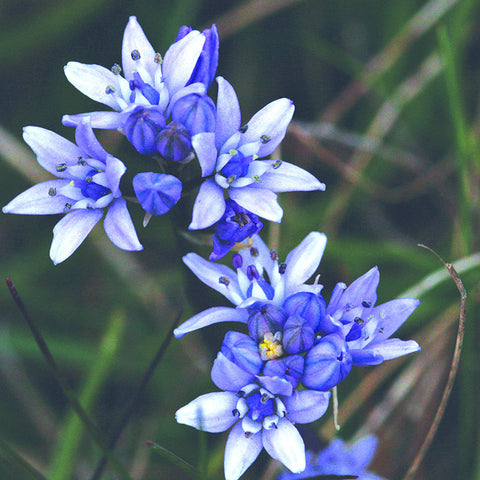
[220,150,253,182]
[246,392,275,421]
[129,72,160,105]
[259,332,284,360]
[80,168,110,201]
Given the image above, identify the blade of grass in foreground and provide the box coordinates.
[49,309,127,480]
[0,437,49,480]
[5,278,134,480]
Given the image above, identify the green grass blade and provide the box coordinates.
[49,309,127,480]
[0,437,49,480]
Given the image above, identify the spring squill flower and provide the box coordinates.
[2,122,142,264]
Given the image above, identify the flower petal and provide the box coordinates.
[283,232,327,295]
[371,298,421,342]
[63,111,125,129]
[3,180,72,214]
[224,422,263,480]
[240,98,294,158]
[229,187,283,222]
[262,418,305,473]
[337,266,380,311]
[189,179,226,229]
[174,306,248,339]
[64,62,125,110]
[216,76,241,149]
[163,30,205,97]
[255,160,326,193]
[351,338,421,365]
[175,391,239,433]
[191,132,217,177]
[283,390,330,424]
[103,198,143,251]
[211,351,256,391]
[75,121,109,162]
[23,126,82,178]
[183,253,244,304]
[121,16,157,81]
[50,209,103,264]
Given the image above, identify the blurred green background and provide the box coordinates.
[1,0,480,479]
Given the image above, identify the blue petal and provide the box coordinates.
[75,121,109,162]
[351,339,421,366]
[211,351,257,391]
[175,391,239,432]
[337,267,380,312]
[257,376,293,396]
[221,331,263,375]
[229,187,282,222]
[284,390,330,424]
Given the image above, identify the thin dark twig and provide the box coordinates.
[5,278,133,480]
[90,309,183,480]
[401,245,467,480]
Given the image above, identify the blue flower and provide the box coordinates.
[189,77,326,230]
[210,199,264,261]
[2,123,142,264]
[63,17,217,160]
[278,435,387,480]
[173,232,327,338]
[176,350,330,480]
[322,266,421,366]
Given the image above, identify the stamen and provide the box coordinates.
[252,175,261,182]
[244,432,253,438]
[260,134,271,144]
[227,175,236,185]
[219,276,230,286]
[232,409,240,417]
[239,124,248,133]
[279,263,287,274]
[273,160,282,169]
[85,176,93,183]
[77,157,86,166]
[154,52,162,63]
[270,249,278,260]
[131,49,141,60]
[111,63,121,74]
[56,163,67,172]
[260,393,269,404]
[247,265,259,281]
[250,247,259,257]
[105,85,116,94]
[63,203,72,212]
[232,254,243,269]
[48,187,56,197]
[362,300,372,308]
[354,317,364,325]
[262,268,271,285]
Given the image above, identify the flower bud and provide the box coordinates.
[247,303,288,342]
[263,355,304,389]
[132,172,182,215]
[282,314,315,354]
[302,334,352,391]
[221,331,263,375]
[283,292,326,332]
[155,121,192,162]
[124,106,166,154]
[171,93,216,135]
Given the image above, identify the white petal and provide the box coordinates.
[103,198,143,251]
[50,209,103,264]
[23,126,82,178]
[255,160,326,193]
[182,253,243,304]
[63,111,126,129]
[3,180,71,214]
[211,351,256,391]
[224,422,263,480]
[284,232,327,295]
[192,132,217,177]
[189,179,226,229]
[174,307,248,339]
[360,338,421,362]
[64,62,124,110]
[121,16,157,81]
[229,187,283,222]
[216,76,241,150]
[175,392,239,433]
[262,418,305,472]
[240,98,294,158]
[163,30,205,97]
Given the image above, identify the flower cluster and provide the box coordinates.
[3,15,421,480]
[3,16,324,263]
[175,233,420,478]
